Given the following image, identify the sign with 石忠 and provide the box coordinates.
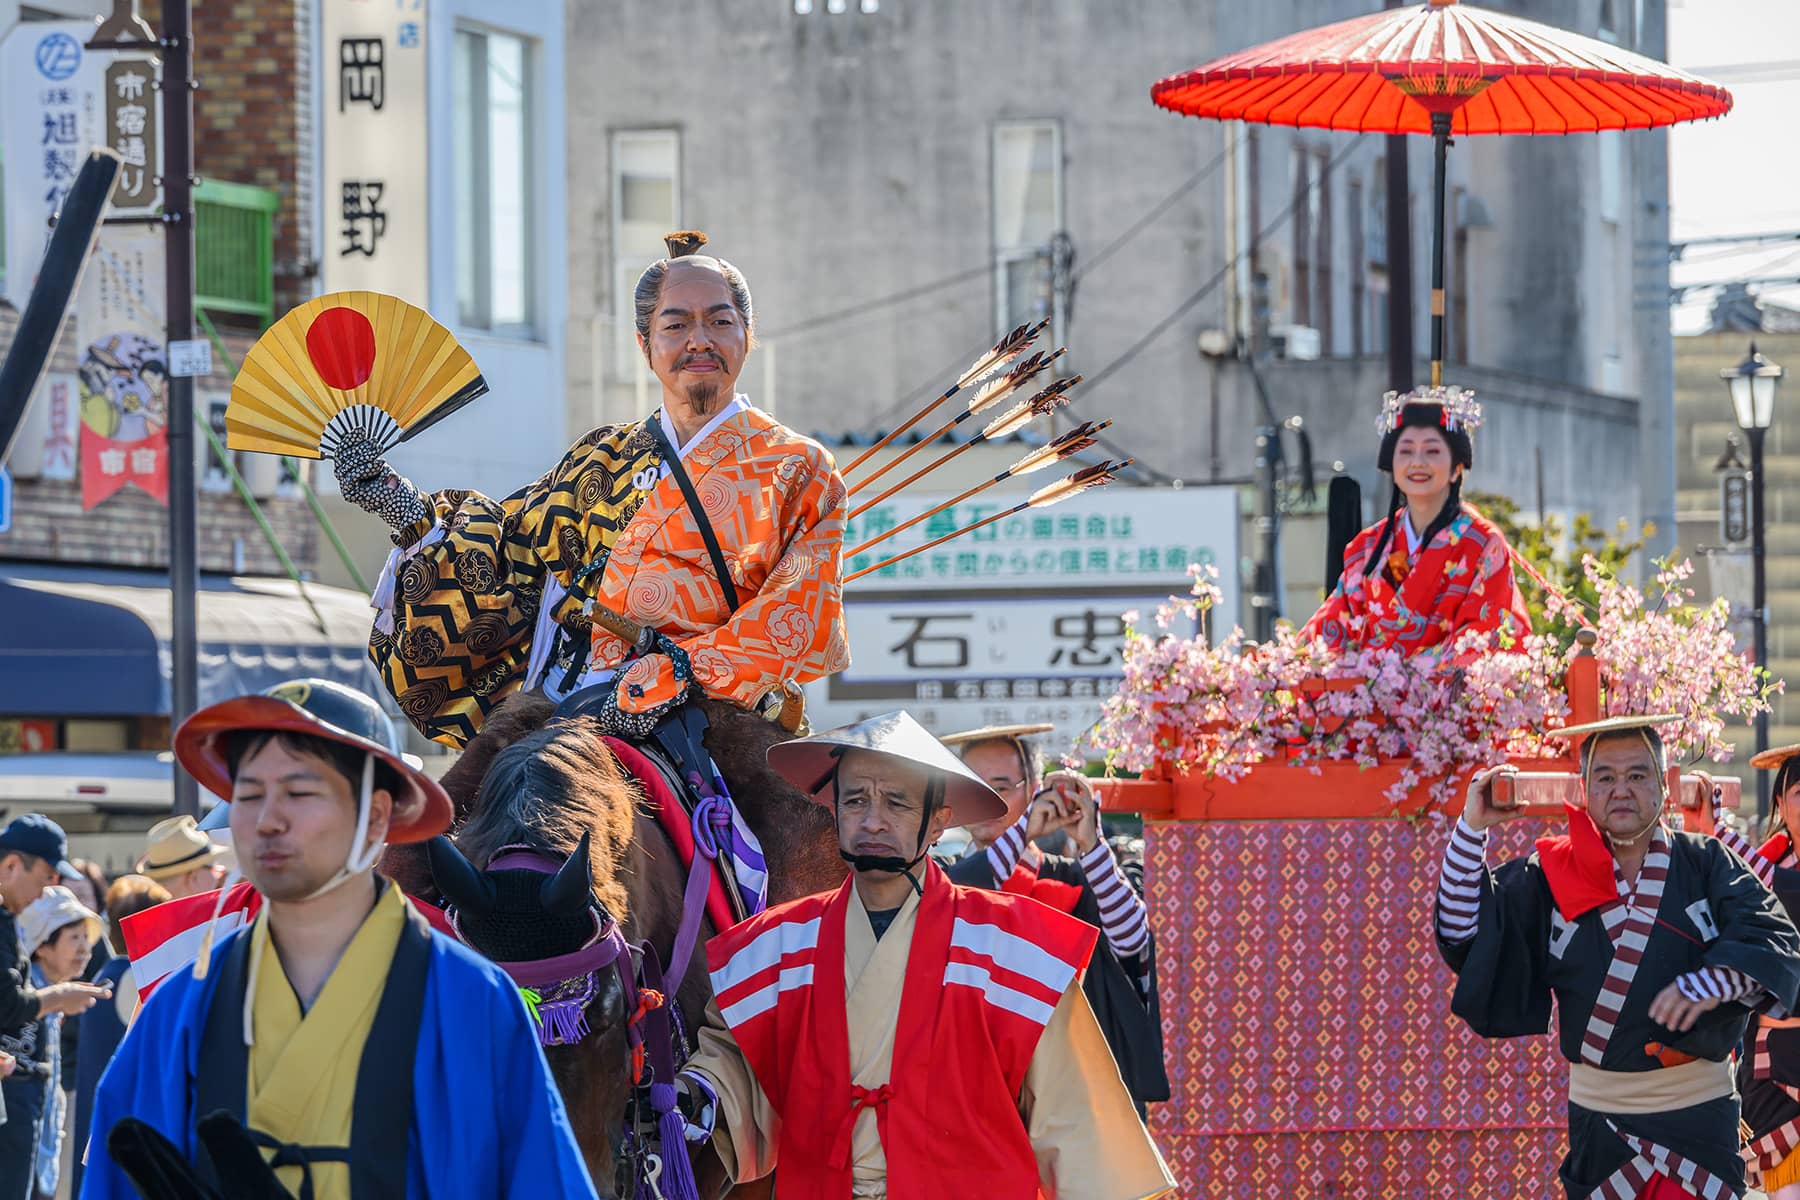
[808,483,1240,753]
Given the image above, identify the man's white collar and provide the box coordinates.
[659,393,750,460]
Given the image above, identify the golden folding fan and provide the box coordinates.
[226,292,488,459]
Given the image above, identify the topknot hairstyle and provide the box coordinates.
[632,229,755,359]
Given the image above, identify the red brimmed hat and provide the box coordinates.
[174,679,451,844]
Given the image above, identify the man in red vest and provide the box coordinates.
[678,710,1174,1199]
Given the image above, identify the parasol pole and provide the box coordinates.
[847,460,1127,583]
[1429,111,1451,389]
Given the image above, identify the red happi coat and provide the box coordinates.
[1301,503,1529,656]
[705,861,1097,1200]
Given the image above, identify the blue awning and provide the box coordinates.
[0,564,384,717]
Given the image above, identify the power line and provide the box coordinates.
[857,142,1236,436]
[1076,135,1369,402]
[758,261,993,341]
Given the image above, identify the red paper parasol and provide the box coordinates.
[1151,0,1732,388]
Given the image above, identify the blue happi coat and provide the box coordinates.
[79,920,598,1199]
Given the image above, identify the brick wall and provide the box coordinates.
[141,0,314,318]
[0,304,321,575]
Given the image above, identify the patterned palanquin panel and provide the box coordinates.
[1145,819,1567,1196]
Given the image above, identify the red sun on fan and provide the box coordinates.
[304,306,378,391]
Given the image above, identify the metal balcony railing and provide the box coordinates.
[194,178,278,327]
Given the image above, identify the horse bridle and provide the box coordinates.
[447,846,640,1050]
[445,843,701,1200]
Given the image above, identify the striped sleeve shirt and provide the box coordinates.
[1436,817,1489,944]
[1713,793,1777,886]
[983,812,1151,960]
[1438,815,1765,1006]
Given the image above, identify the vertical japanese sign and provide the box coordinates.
[104,56,161,211]
[0,21,103,309]
[321,0,428,303]
[6,373,82,481]
[807,484,1241,752]
[75,226,168,508]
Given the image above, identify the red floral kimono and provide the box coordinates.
[1301,504,1529,656]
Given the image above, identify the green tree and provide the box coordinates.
[1465,491,1653,656]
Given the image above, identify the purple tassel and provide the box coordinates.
[650,1081,701,1200]
[532,973,598,1047]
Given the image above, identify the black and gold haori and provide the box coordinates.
[372,422,662,747]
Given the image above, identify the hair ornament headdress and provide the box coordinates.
[1376,385,1483,439]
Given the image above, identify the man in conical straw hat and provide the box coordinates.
[1436,714,1800,1198]
[339,230,847,746]
[82,678,595,1199]
[939,723,1168,1117]
[675,710,1175,1199]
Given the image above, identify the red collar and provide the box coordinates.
[1536,803,1625,922]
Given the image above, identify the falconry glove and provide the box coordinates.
[333,430,429,537]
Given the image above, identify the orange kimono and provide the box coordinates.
[1300,504,1529,657]
[370,401,848,747]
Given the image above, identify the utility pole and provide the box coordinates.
[89,0,198,815]
[162,0,199,817]
[1384,0,1415,393]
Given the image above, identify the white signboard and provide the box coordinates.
[1,22,104,309]
[320,0,428,303]
[167,338,211,378]
[809,483,1240,753]
[5,372,80,481]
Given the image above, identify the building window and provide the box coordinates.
[610,130,680,379]
[1598,131,1622,225]
[1451,187,1469,364]
[1349,177,1365,354]
[1598,0,1619,42]
[1314,148,1334,353]
[991,119,1062,340]
[1289,145,1335,344]
[454,27,535,335]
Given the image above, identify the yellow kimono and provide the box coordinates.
[371,399,849,746]
[687,881,1177,1200]
[244,882,408,1200]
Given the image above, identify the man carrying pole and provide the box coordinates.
[1437,715,1800,1198]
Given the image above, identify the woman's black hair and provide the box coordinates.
[1361,477,1464,580]
[221,729,404,798]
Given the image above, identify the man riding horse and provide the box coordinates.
[338,229,848,749]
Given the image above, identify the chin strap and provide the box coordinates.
[834,774,943,896]
[300,754,386,902]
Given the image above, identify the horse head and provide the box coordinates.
[431,715,646,1196]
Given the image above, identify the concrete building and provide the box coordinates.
[562,0,1673,627]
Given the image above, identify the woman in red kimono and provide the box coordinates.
[1303,387,1529,657]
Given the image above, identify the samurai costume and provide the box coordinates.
[681,713,1175,1200]
[1715,746,1800,1194]
[940,726,1168,1115]
[1436,720,1800,1199]
[1303,386,1529,656]
[80,679,598,1200]
[370,394,849,748]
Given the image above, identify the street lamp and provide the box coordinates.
[1721,341,1785,818]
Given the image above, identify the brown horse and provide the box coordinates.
[382,692,844,1198]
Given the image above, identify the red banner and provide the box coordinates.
[80,425,168,509]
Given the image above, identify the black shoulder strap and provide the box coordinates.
[649,414,740,612]
[347,900,432,1200]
